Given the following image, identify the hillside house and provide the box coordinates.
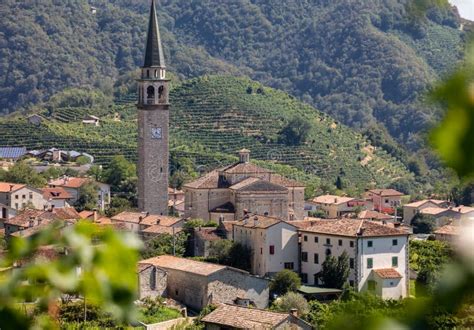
[299,219,409,299]
[403,199,451,224]
[41,187,73,208]
[201,303,312,330]
[138,255,269,310]
[233,215,299,277]
[184,150,305,222]
[358,210,394,222]
[0,182,47,211]
[27,114,44,126]
[111,211,183,236]
[48,177,110,210]
[434,224,460,243]
[193,227,223,257]
[366,189,403,214]
[305,195,365,218]
[82,115,100,126]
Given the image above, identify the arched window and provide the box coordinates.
[154,70,158,78]
[158,85,165,101]
[147,86,155,103]
[146,70,150,78]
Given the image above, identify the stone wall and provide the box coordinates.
[138,266,168,299]
[165,269,208,311]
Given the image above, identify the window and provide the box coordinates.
[392,256,398,267]
[304,235,308,242]
[367,258,373,269]
[368,240,373,248]
[284,262,294,270]
[314,236,319,243]
[15,203,18,209]
[301,252,308,262]
[22,195,26,199]
[15,195,18,200]
[301,273,308,284]
[368,280,376,291]
[314,253,319,264]
[326,238,331,245]
[392,239,398,246]
[350,241,354,248]
[147,86,155,100]
[325,249,332,257]
[385,199,389,203]
[349,280,354,287]
[350,258,354,269]
[260,248,263,255]
[269,245,275,255]
[338,239,343,246]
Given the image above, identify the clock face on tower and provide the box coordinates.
[151,127,162,139]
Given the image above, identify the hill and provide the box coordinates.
[0,0,465,153]
[0,76,415,195]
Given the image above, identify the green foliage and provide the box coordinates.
[278,117,311,146]
[409,239,453,272]
[106,196,133,218]
[104,155,136,190]
[318,252,350,289]
[270,270,302,297]
[74,181,99,212]
[59,302,116,327]
[411,213,436,233]
[140,232,188,259]
[0,221,141,327]
[271,292,309,316]
[137,297,182,325]
[75,155,91,165]
[0,161,47,188]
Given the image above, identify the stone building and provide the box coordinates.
[138,255,269,311]
[111,211,183,238]
[0,182,47,211]
[183,149,305,221]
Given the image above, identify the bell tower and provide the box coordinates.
[137,0,170,215]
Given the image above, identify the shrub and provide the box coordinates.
[270,270,301,296]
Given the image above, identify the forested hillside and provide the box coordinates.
[0,76,417,195]
[0,0,465,153]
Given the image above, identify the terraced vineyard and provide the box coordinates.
[0,76,414,189]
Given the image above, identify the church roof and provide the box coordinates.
[230,177,288,193]
[143,0,165,68]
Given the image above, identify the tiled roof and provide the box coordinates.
[11,222,52,238]
[79,210,95,219]
[52,207,80,220]
[202,304,290,328]
[0,182,25,193]
[434,225,460,236]
[183,170,221,189]
[373,268,402,279]
[139,215,182,227]
[139,255,227,276]
[310,195,354,205]
[404,199,447,208]
[49,177,89,189]
[5,208,79,227]
[234,215,295,229]
[222,162,272,175]
[358,210,393,221]
[41,187,72,200]
[195,228,222,241]
[455,206,474,214]
[230,177,288,192]
[420,207,449,216]
[300,219,408,237]
[142,225,182,235]
[368,189,403,197]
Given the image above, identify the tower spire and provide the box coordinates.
[144,0,165,68]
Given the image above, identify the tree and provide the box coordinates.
[74,181,99,211]
[141,232,188,259]
[272,292,309,316]
[318,252,350,289]
[411,214,436,234]
[104,156,136,190]
[278,117,311,146]
[270,270,302,296]
[106,196,133,217]
[225,242,252,271]
[208,239,233,262]
[0,161,46,187]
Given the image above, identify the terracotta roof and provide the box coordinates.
[300,219,408,237]
[142,225,183,235]
[373,268,402,279]
[404,199,447,208]
[420,207,449,216]
[79,210,95,219]
[222,162,272,175]
[183,170,221,189]
[5,208,79,227]
[52,207,80,220]
[358,210,393,221]
[202,304,292,328]
[11,222,53,238]
[234,215,296,230]
[0,182,25,193]
[434,225,460,236]
[139,255,227,276]
[195,228,222,241]
[41,187,72,200]
[310,195,354,205]
[290,218,325,229]
[139,215,182,227]
[368,189,403,197]
[455,206,474,214]
[49,177,89,189]
[221,221,239,233]
[230,177,288,192]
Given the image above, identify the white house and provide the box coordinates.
[233,215,300,277]
[299,219,409,299]
[305,195,364,218]
[403,199,450,225]
[0,182,47,211]
[82,115,100,126]
[365,189,403,214]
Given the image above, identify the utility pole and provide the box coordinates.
[172,226,176,256]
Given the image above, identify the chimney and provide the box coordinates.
[29,216,36,228]
[394,222,401,228]
[139,216,143,223]
[290,309,298,318]
[9,184,14,192]
[254,216,259,227]
[93,209,98,222]
[49,204,55,212]
[238,149,250,163]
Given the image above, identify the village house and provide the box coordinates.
[201,303,312,330]
[357,210,395,222]
[305,194,366,218]
[41,187,73,208]
[193,227,223,257]
[0,203,17,225]
[169,187,185,216]
[183,150,305,222]
[299,219,409,299]
[111,211,183,236]
[233,215,300,277]
[27,114,44,126]
[0,182,47,211]
[403,199,451,224]
[82,114,100,126]
[48,176,110,210]
[365,189,404,214]
[434,224,460,243]
[138,255,269,311]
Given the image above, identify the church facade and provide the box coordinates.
[183,150,306,221]
[137,0,170,215]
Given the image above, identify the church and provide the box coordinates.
[137,1,305,221]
